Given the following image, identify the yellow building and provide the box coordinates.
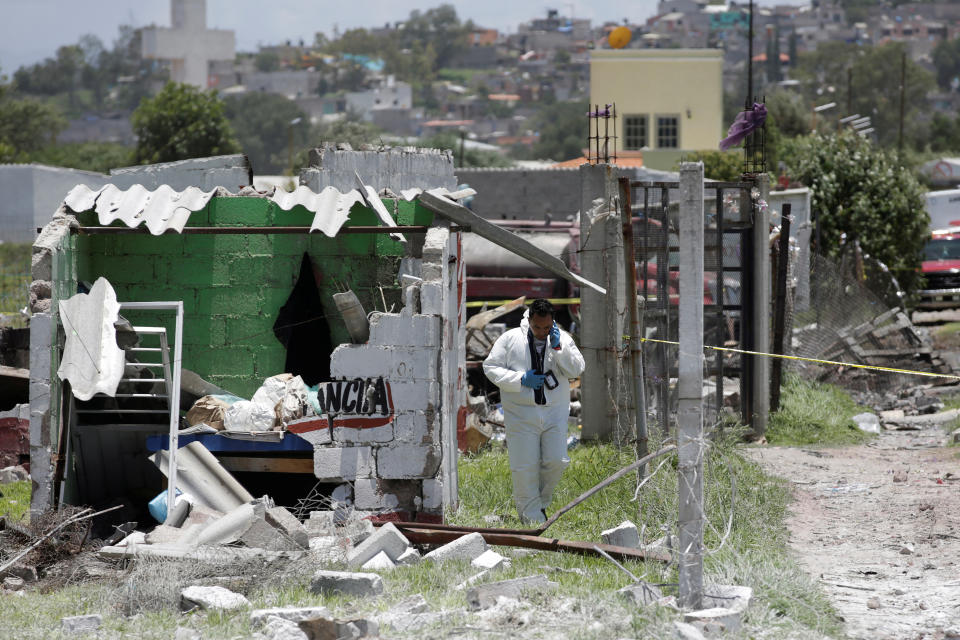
[590,49,724,171]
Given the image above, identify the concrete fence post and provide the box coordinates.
[751,173,771,438]
[677,162,705,610]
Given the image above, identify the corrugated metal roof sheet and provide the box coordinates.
[64,184,217,235]
[270,185,366,237]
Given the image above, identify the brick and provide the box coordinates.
[419,282,443,315]
[376,444,440,479]
[423,532,487,564]
[345,522,410,568]
[368,313,440,348]
[421,479,443,511]
[313,446,374,481]
[353,478,399,511]
[310,570,383,597]
[329,345,392,379]
[601,521,640,549]
[244,235,277,257]
[230,257,295,287]
[332,423,393,445]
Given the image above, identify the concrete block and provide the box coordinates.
[306,511,337,536]
[266,507,309,549]
[308,536,348,565]
[31,250,52,281]
[423,532,488,563]
[392,412,434,445]
[421,479,443,511]
[313,446,374,482]
[387,381,440,412]
[329,345,392,379]
[683,608,741,634]
[332,423,393,445]
[310,570,383,597]
[345,522,411,568]
[465,574,558,610]
[673,621,708,640]
[285,417,332,446]
[396,547,421,566]
[377,444,441,479]
[419,282,443,315]
[471,550,509,571]
[361,550,396,571]
[341,516,375,545]
[368,313,441,348]
[353,479,400,511]
[250,606,331,628]
[261,615,309,640]
[601,521,641,549]
[298,616,379,640]
[332,483,353,505]
[61,614,102,634]
[703,585,753,613]
[181,585,250,612]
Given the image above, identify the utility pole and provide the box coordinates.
[747,0,754,106]
[898,50,906,155]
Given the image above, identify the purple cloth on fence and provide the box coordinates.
[719,102,767,151]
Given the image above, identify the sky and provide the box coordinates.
[0,0,781,74]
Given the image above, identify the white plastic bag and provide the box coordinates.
[224,400,275,432]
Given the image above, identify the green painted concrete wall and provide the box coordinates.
[72,196,433,398]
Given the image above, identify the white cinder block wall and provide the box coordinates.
[319,224,466,518]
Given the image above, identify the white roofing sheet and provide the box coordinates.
[65,183,217,235]
[57,277,125,401]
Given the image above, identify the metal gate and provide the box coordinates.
[620,178,759,431]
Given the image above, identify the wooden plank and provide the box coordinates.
[0,365,29,380]
[217,456,313,474]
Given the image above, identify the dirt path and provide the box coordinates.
[747,423,960,639]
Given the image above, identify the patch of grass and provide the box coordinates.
[931,322,960,350]
[768,374,873,446]
[0,480,30,522]
[0,242,31,325]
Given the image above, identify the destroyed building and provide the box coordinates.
[28,147,469,527]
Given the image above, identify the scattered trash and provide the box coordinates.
[852,412,880,434]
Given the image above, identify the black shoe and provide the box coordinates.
[541,508,548,520]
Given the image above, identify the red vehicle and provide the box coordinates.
[918,227,960,309]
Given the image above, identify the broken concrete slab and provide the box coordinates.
[388,594,429,615]
[181,503,225,529]
[181,585,250,612]
[98,542,306,563]
[673,621,708,640]
[879,409,905,421]
[310,570,383,597]
[600,521,641,549]
[196,501,262,546]
[852,412,880,434]
[455,570,489,591]
[3,576,24,591]
[361,551,396,571]
[618,583,664,606]
[471,549,509,571]
[885,408,960,426]
[261,615,309,640]
[60,614,102,634]
[298,616,379,639]
[423,531,488,563]
[0,465,28,483]
[683,607,741,634]
[250,606,332,627]
[395,547,421,566]
[375,611,446,633]
[465,574,558,610]
[145,524,188,545]
[266,507,309,549]
[345,522,410,568]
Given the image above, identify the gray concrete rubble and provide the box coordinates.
[601,520,641,548]
[702,584,752,613]
[180,585,251,611]
[466,575,559,610]
[683,607,742,634]
[310,570,384,597]
[298,616,379,639]
[0,465,29,483]
[3,576,24,590]
[345,522,410,568]
[260,615,309,640]
[361,551,396,571]
[395,547,422,565]
[60,614,102,634]
[423,531,488,563]
[250,606,332,627]
[618,583,665,606]
[266,507,310,548]
[471,549,510,571]
[673,621,708,640]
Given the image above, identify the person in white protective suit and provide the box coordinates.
[483,299,585,523]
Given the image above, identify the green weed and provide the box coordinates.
[768,374,872,446]
[0,480,30,522]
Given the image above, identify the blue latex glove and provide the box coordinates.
[521,369,546,389]
[549,323,561,349]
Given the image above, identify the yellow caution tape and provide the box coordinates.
[639,337,960,381]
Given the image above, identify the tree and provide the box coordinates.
[0,80,67,163]
[679,151,742,181]
[528,101,587,161]
[131,82,240,164]
[783,131,929,293]
[932,37,960,91]
[255,50,280,73]
[224,92,309,174]
[31,142,132,173]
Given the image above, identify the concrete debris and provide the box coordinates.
[388,594,429,615]
[455,570,489,591]
[145,524,187,545]
[174,627,201,640]
[600,521,641,549]
[376,611,446,633]
[299,615,379,639]
[0,564,37,583]
[60,614,102,634]
[885,408,960,427]
[306,511,336,536]
[3,576,24,591]
[346,522,410,568]
[310,570,383,597]
[893,470,908,483]
[471,549,510,571]
[683,607,741,634]
[852,412,881,434]
[98,542,305,563]
[251,606,332,627]
[423,531,488,563]
[181,585,251,611]
[361,551,396,571]
[703,585,753,613]
[879,409,905,421]
[0,465,28,483]
[181,504,224,529]
[466,574,558,610]
[342,517,375,546]
[265,507,309,548]
[261,615,310,640]
[673,621,708,640]
[395,547,422,566]
[618,583,664,606]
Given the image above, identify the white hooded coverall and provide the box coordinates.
[482,312,585,522]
